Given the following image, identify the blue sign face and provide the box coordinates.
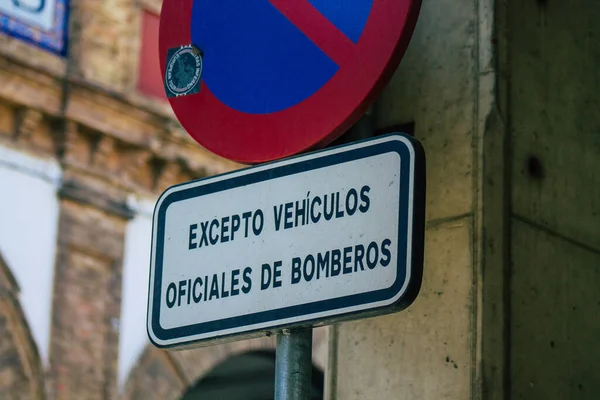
[190,0,373,114]
[0,0,69,56]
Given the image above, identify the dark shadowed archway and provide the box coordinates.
[180,350,324,400]
[121,327,329,400]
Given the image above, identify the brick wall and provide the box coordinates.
[49,199,129,400]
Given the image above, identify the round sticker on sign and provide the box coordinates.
[164,45,203,98]
[159,0,421,163]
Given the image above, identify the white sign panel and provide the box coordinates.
[0,0,57,31]
[147,134,425,348]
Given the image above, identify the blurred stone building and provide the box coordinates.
[0,1,328,399]
[0,0,599,400]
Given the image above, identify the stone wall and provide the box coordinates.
[331,0,600,399]
[507,0,600,398]
[330,0,493,396]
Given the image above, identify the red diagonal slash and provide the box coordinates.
[268,0,357,66]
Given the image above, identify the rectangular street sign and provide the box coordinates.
[147,133,425,348]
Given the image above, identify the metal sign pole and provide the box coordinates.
[275,328,313,400]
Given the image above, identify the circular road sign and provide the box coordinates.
[159,0,421,163]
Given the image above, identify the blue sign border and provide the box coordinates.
[0,0,69,56]
[148,133,425,347]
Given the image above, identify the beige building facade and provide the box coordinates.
[0,0,598,399]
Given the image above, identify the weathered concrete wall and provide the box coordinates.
[330,0,494,398]
[508,0,600,399]
[334,222,475,399]
[332,0,600,398]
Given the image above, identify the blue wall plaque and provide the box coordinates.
[0,0,69,56]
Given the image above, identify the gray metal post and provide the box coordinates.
[275,328,313,400]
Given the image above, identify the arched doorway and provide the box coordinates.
[180,350,324,400]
